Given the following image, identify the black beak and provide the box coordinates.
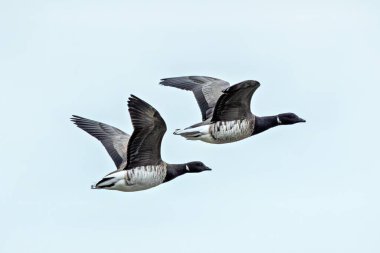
[204,167,212,171]
[298,118,306,123]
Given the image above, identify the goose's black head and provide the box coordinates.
[163,161,212,183]
[277,113,306,125]
[185,161,212,173]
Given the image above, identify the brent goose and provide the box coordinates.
[160,76,305,144]
[71,95,211,192]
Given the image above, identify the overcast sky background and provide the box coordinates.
[1,0,379,252]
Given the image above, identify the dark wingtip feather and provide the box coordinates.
[70,115,83,125]
[70,115,94,129]
[128,94,143,103]
[158,78,174,87]
[127,94,151,111]
[159,78,168,85]
[223,80,260,93]
[127,97,164,135]
[158,77,199,91]
[70,115,93,132]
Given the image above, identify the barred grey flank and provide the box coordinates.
[210,119,254,143]
[125,164,167,189]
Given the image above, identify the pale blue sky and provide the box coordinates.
[1,0,379,252]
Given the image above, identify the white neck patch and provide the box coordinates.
[185,165,190,171]
[277,116,282,124]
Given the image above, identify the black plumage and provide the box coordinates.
[126,95,167,169]
[211,80,260,122]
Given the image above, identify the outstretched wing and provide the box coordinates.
[71,115,130,169]
[125,95,167,170]
[211,80,260,122]
[160,76,230,120]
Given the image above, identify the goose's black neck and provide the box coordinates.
[253,115,279,135]
[163,164,188,183]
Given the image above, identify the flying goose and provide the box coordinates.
[160,76,305,144]
[71,95,211,192]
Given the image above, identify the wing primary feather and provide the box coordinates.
[125,95,167,170]
[71,115,130,169]
[211,80,260,122]
[159,76,230,120]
